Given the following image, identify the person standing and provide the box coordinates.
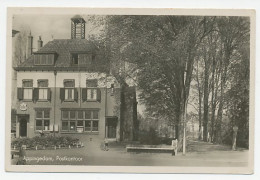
[104,138,109,151]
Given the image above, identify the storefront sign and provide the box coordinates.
[20,103,27,111]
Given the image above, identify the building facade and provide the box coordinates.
[13,15,138,141]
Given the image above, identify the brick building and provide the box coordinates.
[13,15,138,141]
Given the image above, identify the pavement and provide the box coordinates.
[11,134,249,166]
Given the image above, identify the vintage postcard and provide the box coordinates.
[5,7,255,173]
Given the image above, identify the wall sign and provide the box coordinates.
[20,103,27,111]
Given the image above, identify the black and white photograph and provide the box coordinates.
[5,8,255,173]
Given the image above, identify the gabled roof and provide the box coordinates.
[15,39,109,72]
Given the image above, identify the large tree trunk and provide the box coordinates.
[198,92,202,140]
[216,81,224,144]
[119,83,126,141]
[210,55,216,142]
[195,59,203,140]
[203,53,210,142]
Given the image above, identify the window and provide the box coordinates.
[38,80,48,100]
[84,110,99,132]
[78,111,83,119]
[64,80,75,100]
[77,120,83,126]
[70,121,76,131]
[35,109,50,131]
[92,121,99,131]
[70,111,76,119]
[23,80,33,100]
[62,111,69,119]
[87,89,97,100]
[111,84,114,96]
[34,54,55,65]
[71,54,79,65]
[61,110,99,132]
[85,121,91,131]
[86,79,98,101]
[62,121,69,131]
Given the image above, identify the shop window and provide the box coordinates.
[92,121,99,131]
[70,111,76,119]
[70,121,76,131]
[85,110,91,119]
[85,121,91,131]
[62,121,69,131]
[77,120,83,126]
[78,111,84,119]
[61,109,99,133]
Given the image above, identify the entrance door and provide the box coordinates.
[106,118,117,138]
[20,118,27,137]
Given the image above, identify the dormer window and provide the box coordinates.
[70,52,95,66]
[71,53,79,65]
[34,52,56,65]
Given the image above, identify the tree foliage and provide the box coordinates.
[89,15,250,147]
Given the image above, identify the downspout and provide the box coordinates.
[53,70,57,137]
[78,67,81,108]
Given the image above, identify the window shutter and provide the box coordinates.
[82,88,87,101]
[33,88,39,102]
[47,88,51,101]
[74,88,78,102]
[97,88,101,102]
[60,88,65,102]
[17,88,23,100]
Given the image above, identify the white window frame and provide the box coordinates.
[22,80,33,100]
[38,80,48,100]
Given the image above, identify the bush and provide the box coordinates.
[11,136,80,149]
[138,127,174,145]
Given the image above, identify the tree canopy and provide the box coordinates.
[90,15,250,147]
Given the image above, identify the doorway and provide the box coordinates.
[106,117,117,138]
[20,118,28,137]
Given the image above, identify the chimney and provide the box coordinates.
[37,36,43,50]
[27,31,33,58]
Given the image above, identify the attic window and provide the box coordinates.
[72,54,79,65]
[34,54,55,65]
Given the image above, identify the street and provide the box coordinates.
[13,135,248,166]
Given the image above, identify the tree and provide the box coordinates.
[98,16,215,147]
[214,17,250,143]
[90,15,250,148]
[13,25,30,67]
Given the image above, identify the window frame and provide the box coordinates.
[37,79,49,100]
[86,79,98,101]
[61,109,99,133]
[34,54,55,66]
[63,79,75,101]
[71,53,79,65]
[35,108,51,132]
[22,79,33,100]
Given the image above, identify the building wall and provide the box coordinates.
[16,71,120,140]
